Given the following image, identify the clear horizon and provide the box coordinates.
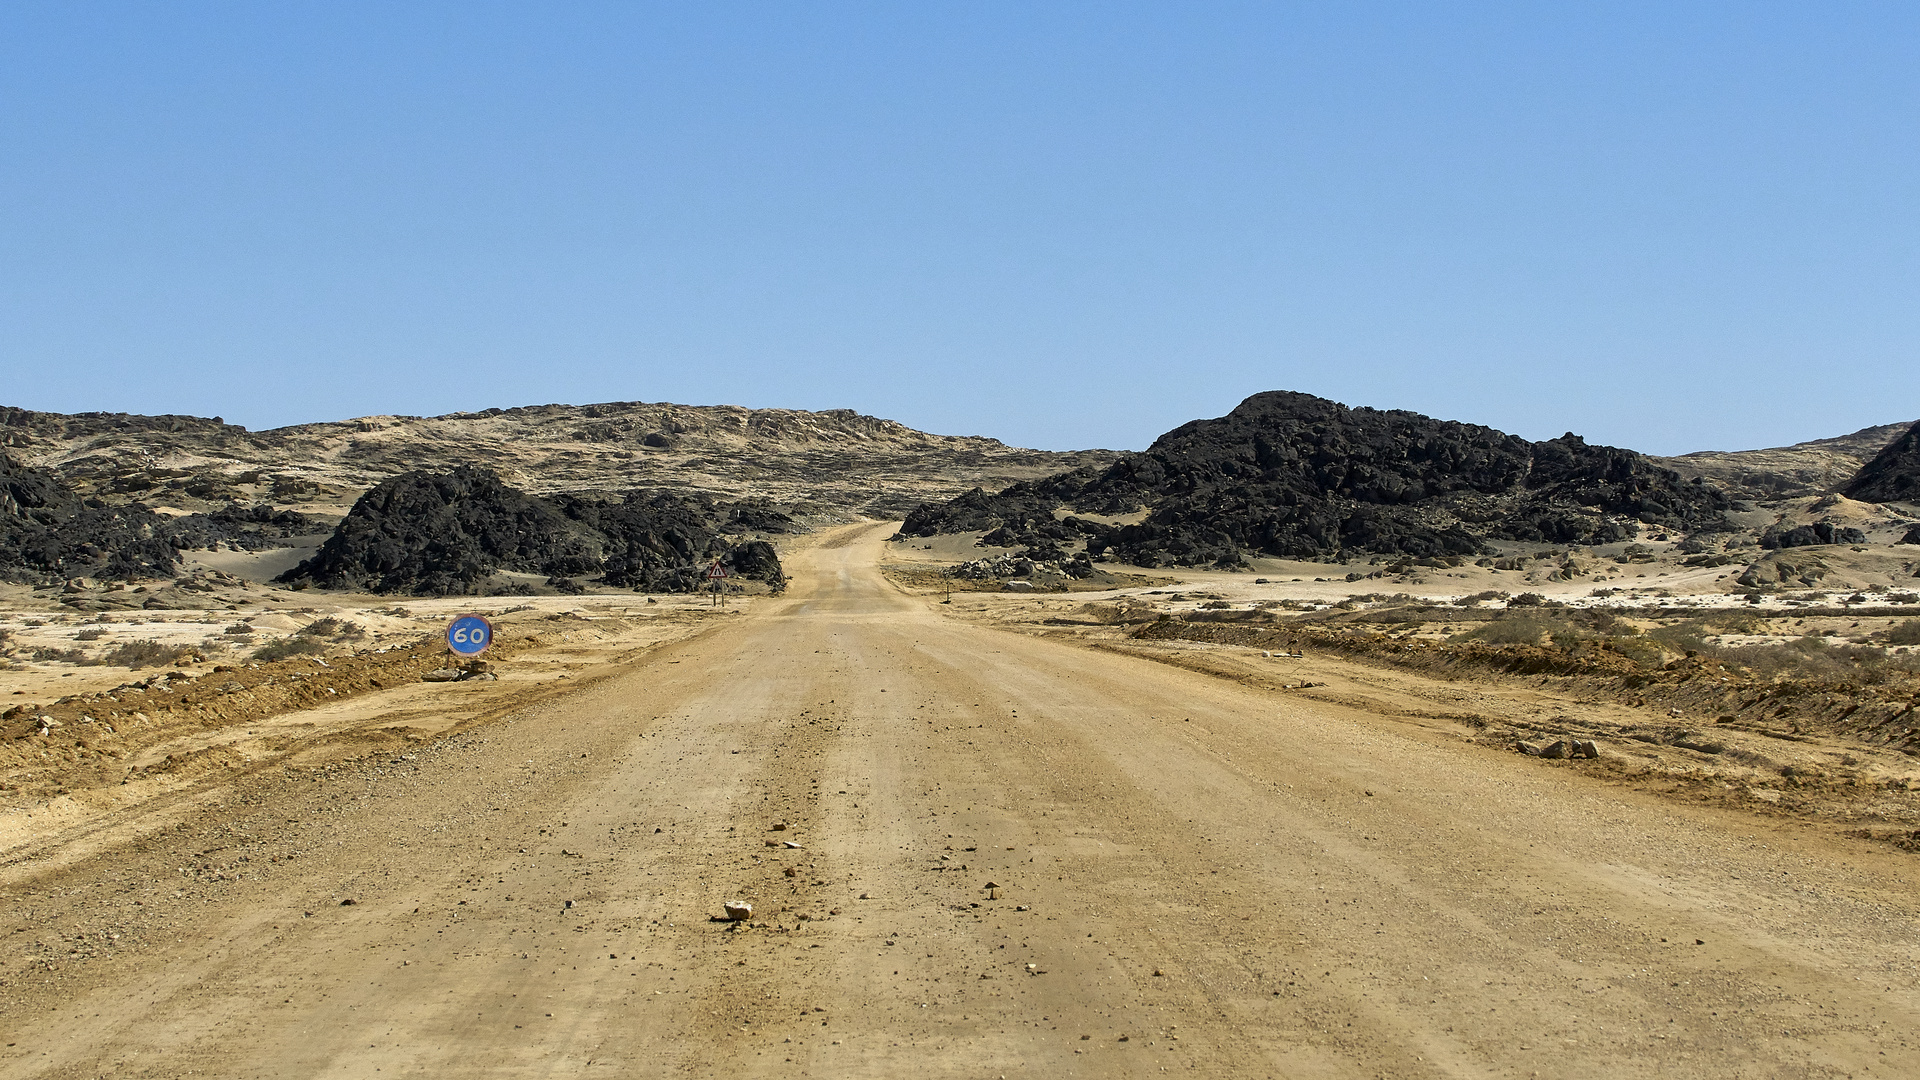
[3,4,1915,457]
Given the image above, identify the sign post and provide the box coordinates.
[446,613,493,659]
[705,560,729,607]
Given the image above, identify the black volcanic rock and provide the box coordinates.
[164,503,331,551]
[0,453,180,583]
[896,391,1735,566]
[1760,521,1869,549]
[279,466,786,595]
[1840,422,1920,504]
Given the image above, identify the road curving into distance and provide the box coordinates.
[3,522,1915,1078]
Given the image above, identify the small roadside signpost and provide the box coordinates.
[706,560,729,606]
[446,613,493,658]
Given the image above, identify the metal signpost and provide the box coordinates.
[446,613,493,657]
[706,560,729,606]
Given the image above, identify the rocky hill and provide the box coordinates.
[1657,421,1915,500]
[1841,421,1920,504]
[898,391,1737,567]
[0,402,1114,522]
[1,452,324,585]
[279,466,788,596]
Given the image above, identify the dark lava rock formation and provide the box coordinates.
[898,391,1734,567]
[1841,422,1920,504]
[1,453,178,582]
[1759,521,1869,549]
[2,452,319,584]
[278,466,788,595]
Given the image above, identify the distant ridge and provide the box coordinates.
[0,401,1115,521]
[1657,420,1917,500]
[1841,422,1920,504]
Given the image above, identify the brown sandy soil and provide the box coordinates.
[0,524,1916,1078]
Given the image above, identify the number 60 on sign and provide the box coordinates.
[447,614,493,657]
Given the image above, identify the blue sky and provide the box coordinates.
[2,3,1915,454]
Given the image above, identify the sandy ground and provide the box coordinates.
[0,524,1915,1078]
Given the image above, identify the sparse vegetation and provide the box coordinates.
[1887,619,1920,646]
[96,640,192,669]
[74,627,106,641]
[252,636,331,661]
[31,646,86,663]
[287,616,365,641]
[1454,618,1553,645]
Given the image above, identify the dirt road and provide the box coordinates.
[3,524,1916,1078]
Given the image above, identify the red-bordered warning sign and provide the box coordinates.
[706,560,729,579]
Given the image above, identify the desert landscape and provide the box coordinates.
[0,391,1916,1076]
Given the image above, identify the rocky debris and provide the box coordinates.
[1002,581,1034,593]
[1737,552,1832,589]
[897,390,1735,567]
[1841,421,1920,504]
[951,554,1037,580]
[1902,525,1920,546]
[423,660,495,683]
[1517,737,1599,759]
[277,466,787,596]
[722,901,753,921]
[1760,521,1869,549]
[948,550,1096,582]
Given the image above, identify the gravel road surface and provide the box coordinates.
[2,524,1915,1078]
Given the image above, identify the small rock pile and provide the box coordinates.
[948,551,1097,581]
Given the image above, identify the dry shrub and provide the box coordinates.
[252,636,330,661]
[96,640,190,669]
[1455,617,1560,645]
[31,646,86,664]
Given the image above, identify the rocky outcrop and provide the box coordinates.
[1759,521,1869,549]
[0,453,179,583]
[277,466,786,595]
[164,503,331,551]
[897,391,1734,567]
[1841,422,1920,504]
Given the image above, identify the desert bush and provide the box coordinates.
[1645,626,1712,654]
[1888,619,1920,647]
[252,637,330,661]
[1715,635,1919,685]
[1455,617,1558,645]
[1508,592,1546,607]
[31,646,86,664]
[296,616,364,641]
[96,640,190,669]
[224,623,254,636]
[74,627,106,641]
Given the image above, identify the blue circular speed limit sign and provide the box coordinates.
[447,614,493,657]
